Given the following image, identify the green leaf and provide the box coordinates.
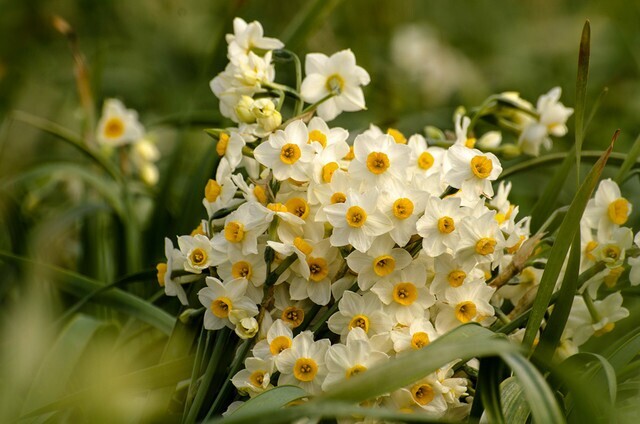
[0,251,174,335]
[523,134,617,350]
[225,386,308,421]
[600,326,640,371]
[614,133,640,184]
[474,357,506,424]
[574,20,591,180]
[279,0,344,50]
[500,377,531,424]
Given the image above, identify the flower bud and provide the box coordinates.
[252,98,281,133]
[235,95,257,123]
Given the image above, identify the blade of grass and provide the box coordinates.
[500,377,531,424]
[614,133,640,184]
[574,20,591,181]
[473,357,506,424]
[522,132,617,350]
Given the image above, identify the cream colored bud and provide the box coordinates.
[235,95,257,123]
[234,317,259,339]
[140,163,159,186]
[134,138,160,161]
[252,98,281,132]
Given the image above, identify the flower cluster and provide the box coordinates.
[157,18,638,420]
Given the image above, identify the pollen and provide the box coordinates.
[231,261,253,279]
[447,270,466,287]
[281,306,304,328]
[346,206,367,228]
[387,128,407,144]
[322,162,340,183]
[475,237,497,255]
[437,216,455,234]
[267,202,288,213]
[465,137,476,148]
[604,266,624,288]
[280,143,302,164]
[345,364,367,379]
[293,237,313,256]
[373,255,396,276]
[470,155,493,179]
[455,301,477,323]
[607,198,630,225]
[393,198,414,219]
[308,257,330,282]
[253,185,268,204]
[293,358,318,382]
[410,383,435,406]
[417,151,434,170]
[392,282,418,306]
[205,179,222,202]
[249,370,266,387]
[366,152,390,175]
[325,74,345,94]
[594,322,615,337]
[189,247,208,267]
[224,221,245,243]
[331,192,347,204]
[269,335,292,355]
[308,129,327,148]
[156,262,167,287]
[216,133,230,156]
[103,117,125,139]
[411,332,430,349]
[285,197,310,220]
[348,314,370,333]
[211,297,233,318]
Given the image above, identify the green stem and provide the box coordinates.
[582,291,602,323]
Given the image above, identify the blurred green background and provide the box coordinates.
[1,0,640,421]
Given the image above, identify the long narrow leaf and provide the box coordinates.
[574,20,591,180]
[614,133,640,184]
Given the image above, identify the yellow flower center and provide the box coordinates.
[103,117,125,139]
[344,146,355,160]
[191,223,206,236]
[294,358,318,382]
[437,216,455,234]
[387,128,406,144]
[465,137,476,148]
[294,237,313,256]
[281,306,305,328]
[603,245,621,261]
[156,262,167,287]
[211,297,232,318]
[366,152,391,175]
[322,162,340,183]
[325,74,345,93]
[348,314,370,333]
[189,247,208,266]
[455,301,477,323]
[249,370,266,387]
[475,237,497,255]
[216,133,230,156]
[224,221,245,243]
[417,151,434,170]
[231,261,253,279]
[447,270,466,287]
[594,322,616,337]
[307,257,330,282]
[585,240,599,261]
[269,335,292,355]
[410,383,435,406]
[267,202,288,213]
[608,198,629,225]
[604,266,624,288]
[392,282,418,306]
[308,129,327,148]
[373,255,396,277]
[253,185,268,204]
[280,143,301,164]
[470,155,493,179]
[285,197,310,220]
[345,364,367,379]
[506,235,525,254]
[205,179,222,202]
[411,332,430,349]
[346,206,367,228]
[393,198,414,219]
[331,192,347,204]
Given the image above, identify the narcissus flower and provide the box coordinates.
[275,331,330,395]
[348,132,410,186]
[226,17,284,59]
[253,319,294,359]
[231,356,275,397]
[178,234,224,273]
[198,277,258,331]
[301,49,370,121]
[435,279,495,333]
[96,99,144,147]
[346,235,413,290]
[565,292,629,346]
[443,145,502,202]
[327,290,393,341]
[416,196,469,257]
[584,179,632,238]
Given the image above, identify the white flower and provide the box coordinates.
[289,238,341,306]
[346,235,413,291]
[215,132,246,181]
[443,145,502,202]
[253,319,294,359]
[159,238,188,305]
[592,226,633,267]
[202,176,243,220]
[323,188,393,252]
[348,132,410,186]
[430,253,483,296]
[307,117,350,152]
[226,17,284,60]
[416,196,469,257]
[198,277,258,331]
[379,178,426,247]
[251,98,282,135]
[177,234,224,273]
[455,212,506,269]
[565,292,629,346]
[387,380,448,417]
[322,328,389,391]
[254,120,315,182]
[406,134,445,179]
[371,262,436,326]
[96,99,144,147]
[212,202,271,256]
[390,317,438,353]
[217,247,267,303]
[301,49,370,121]
[231,356,276,397]
[584,179,632,239]
[518,87,573,156]
[275,331,330,395]
[327,291,393,341]
[435,279,495,334]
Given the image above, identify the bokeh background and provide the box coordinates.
[1,0,640,421]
